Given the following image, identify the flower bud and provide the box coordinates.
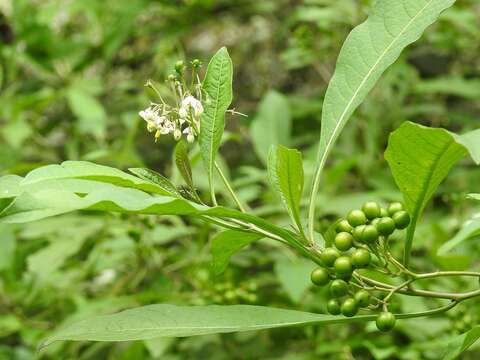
[175,60,185,74]
[187,133,195,143]
[174,129,182,141]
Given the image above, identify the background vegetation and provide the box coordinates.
[1,0,480,358]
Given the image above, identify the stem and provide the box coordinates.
[214,161,247,212]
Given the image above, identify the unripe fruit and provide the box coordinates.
[311,268,330,286]
[370,218,380,227]
[362,201,381,220]
[347,210,367,227]
[334,256,353,276]
[392,211,410,229]
[376,217,396,236]
[329,279,349,297]
[327,299,341,315]
[334,232,354,251]
[388,202,404,216]
[320,247,340,267]
[354,290,370,307]
[341,298,358,317]
[336,219,353,233]
[376,312,396,332]
[175,60,185,73]
[380,208,389,217]
[354,224,378,243]
[351,248,371,268]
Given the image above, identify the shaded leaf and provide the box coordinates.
[251,91,291,164]
[128,167,180,197]
[442,326,480,360]
[437,218,480,255]
[268,145,304,233]
[210,230,262,275]
[174,141,194,191]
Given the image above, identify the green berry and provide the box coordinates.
[351,248,371,268]
[362,201,381,220]
[388,202,404,216]
[354,290,370,307]
[311,268,330,286]
[191,59,202,68]
[354,225,378,243]
[341,298,358,317]
[376,312,396,332]
[392,211,410,229]
[334,232,354,251]
[380,208,389,217]
[347,210,367,227]
[376,217,396,236]
[334,256,353,276]
[327,299,341,315]
[320,247,340,267]
[370,218,380,227]
[336,219,353,233]
[329,279,349,298]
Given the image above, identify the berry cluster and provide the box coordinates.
[310,201,411,331]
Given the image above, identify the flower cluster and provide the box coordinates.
[138,60,204,143]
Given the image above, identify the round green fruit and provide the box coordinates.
[380,208,389,217]
[361,225,378,243]
[353,225,366,241]
[320,247,340,267]
[311,268,330,286]
[354,290,370,307]
[329,279,349,298]
[362,201,381,220]
[336,219,353,233]
[347,210,367,227]
[334,256,353,276]
[341,298,358,317]
[327,299,341,315]
[388,202,404,216]
[392,211,410,229]
[334,232,354,251]
[376,312,396,332]
[351,248,371,268]
[376,217,396,236]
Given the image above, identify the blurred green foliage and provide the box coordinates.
[1,0,480,358]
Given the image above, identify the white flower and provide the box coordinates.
[139,107,157,123]
[178,107,188,119]
[187,133,195,143]
[181,95,204,118]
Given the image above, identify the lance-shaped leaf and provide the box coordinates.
[385,121,479,264]
[20,161,172,196]
[199,47,233,201]
[441,326,480,360]
[174,140,194,191]
[210,230,262,275]
[40,304,374,348]
[128,167,180,198]
[308,0,457,235]
[268,145,305,234]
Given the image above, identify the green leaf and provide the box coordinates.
[174,141,194,191]
[274,258,316,302]
[66,86,106,139]
[437,218,480,255]
[268,145,304,234]
[442,326,480,360]
[210,230,262,276]
[384,121,475,264]
[41,304,372,347]
[251,91,291,164]
[128,167,180,197]
[309,0,457,236]
[21,161,173,196]
[455,128,480,164]
[199,47,233,200]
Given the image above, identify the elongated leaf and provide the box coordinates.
[438,218,480,255]
[442,326,480,360]
[41,304,373,348]
[210,230,262,275]
[128,167,180,197]
[21,161,172,196]
[309,0,456,232]
[251,91,291,164]
[384,121,478,264]
[268,145,304,233]
[174,141,194,190]
[199,47,233,199]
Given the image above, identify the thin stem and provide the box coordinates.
[214,161,247,212]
